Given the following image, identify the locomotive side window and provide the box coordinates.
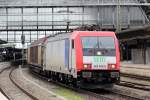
[65,39,70,67]
[72,39,74,49]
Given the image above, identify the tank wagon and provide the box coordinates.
[27,31,120,89]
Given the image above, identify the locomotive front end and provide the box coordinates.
[74,31,120,89]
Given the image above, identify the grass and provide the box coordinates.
[55,86,84,100]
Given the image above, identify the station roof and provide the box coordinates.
[0,39,7,44]
[0,43,15,48]
[117,25,150,41]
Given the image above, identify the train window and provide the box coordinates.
[81,37,115,49]
[72,40,74,49]
[82,37,98,48]
[65,39,69,67]
[98,37,115,49]
[81,36,116,56]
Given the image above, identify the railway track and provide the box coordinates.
[118,81,150,91]
[120,72,150,91]
[9,67,38,100]
[30,69,144,100]
[1,65,146,100]
[0,66,11,74]
[30,70,112,100]
[0,64,38,100]
[105,89,144,100]
[121,73,150,81]
[0,66,11,100]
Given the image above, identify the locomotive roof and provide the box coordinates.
[29,31,115,47]
[30,37,48,47]
[71,31,116,38]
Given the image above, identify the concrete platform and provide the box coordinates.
[0,92,8,100]
[120,62,150,78]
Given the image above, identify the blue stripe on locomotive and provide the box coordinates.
[65,39,69,67]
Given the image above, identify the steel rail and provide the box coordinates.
[9,67,39,100]
[121,73,150,81]
[0,66,11,100]
[118,81,150,91]
[0,66,11,74]
[107,89,144,100]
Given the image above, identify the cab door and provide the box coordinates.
[69,39,76,77]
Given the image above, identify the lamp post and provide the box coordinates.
[116,0,123,61]
[64,19,70,32]
[21,33,25,67]
[116,0,121,33]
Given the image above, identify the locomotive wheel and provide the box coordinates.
[73,79,81,89]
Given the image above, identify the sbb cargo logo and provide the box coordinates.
[92,56,107,69]
[93,56,106,63]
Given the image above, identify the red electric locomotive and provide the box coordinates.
[28,31,120,89]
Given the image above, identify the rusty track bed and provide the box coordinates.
[0,66,11,74]
[9,67,38,100]
[0,66,11,100]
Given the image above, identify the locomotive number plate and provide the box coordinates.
[93,65,107,69]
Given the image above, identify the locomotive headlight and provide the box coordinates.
[111,64,115,69]
[84,64,88,68]
[83,64,91,69]
[108,64,116,69]
[97,51,102,55]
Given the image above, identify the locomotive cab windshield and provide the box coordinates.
[81,36,117,70]
[81,36,115,56]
